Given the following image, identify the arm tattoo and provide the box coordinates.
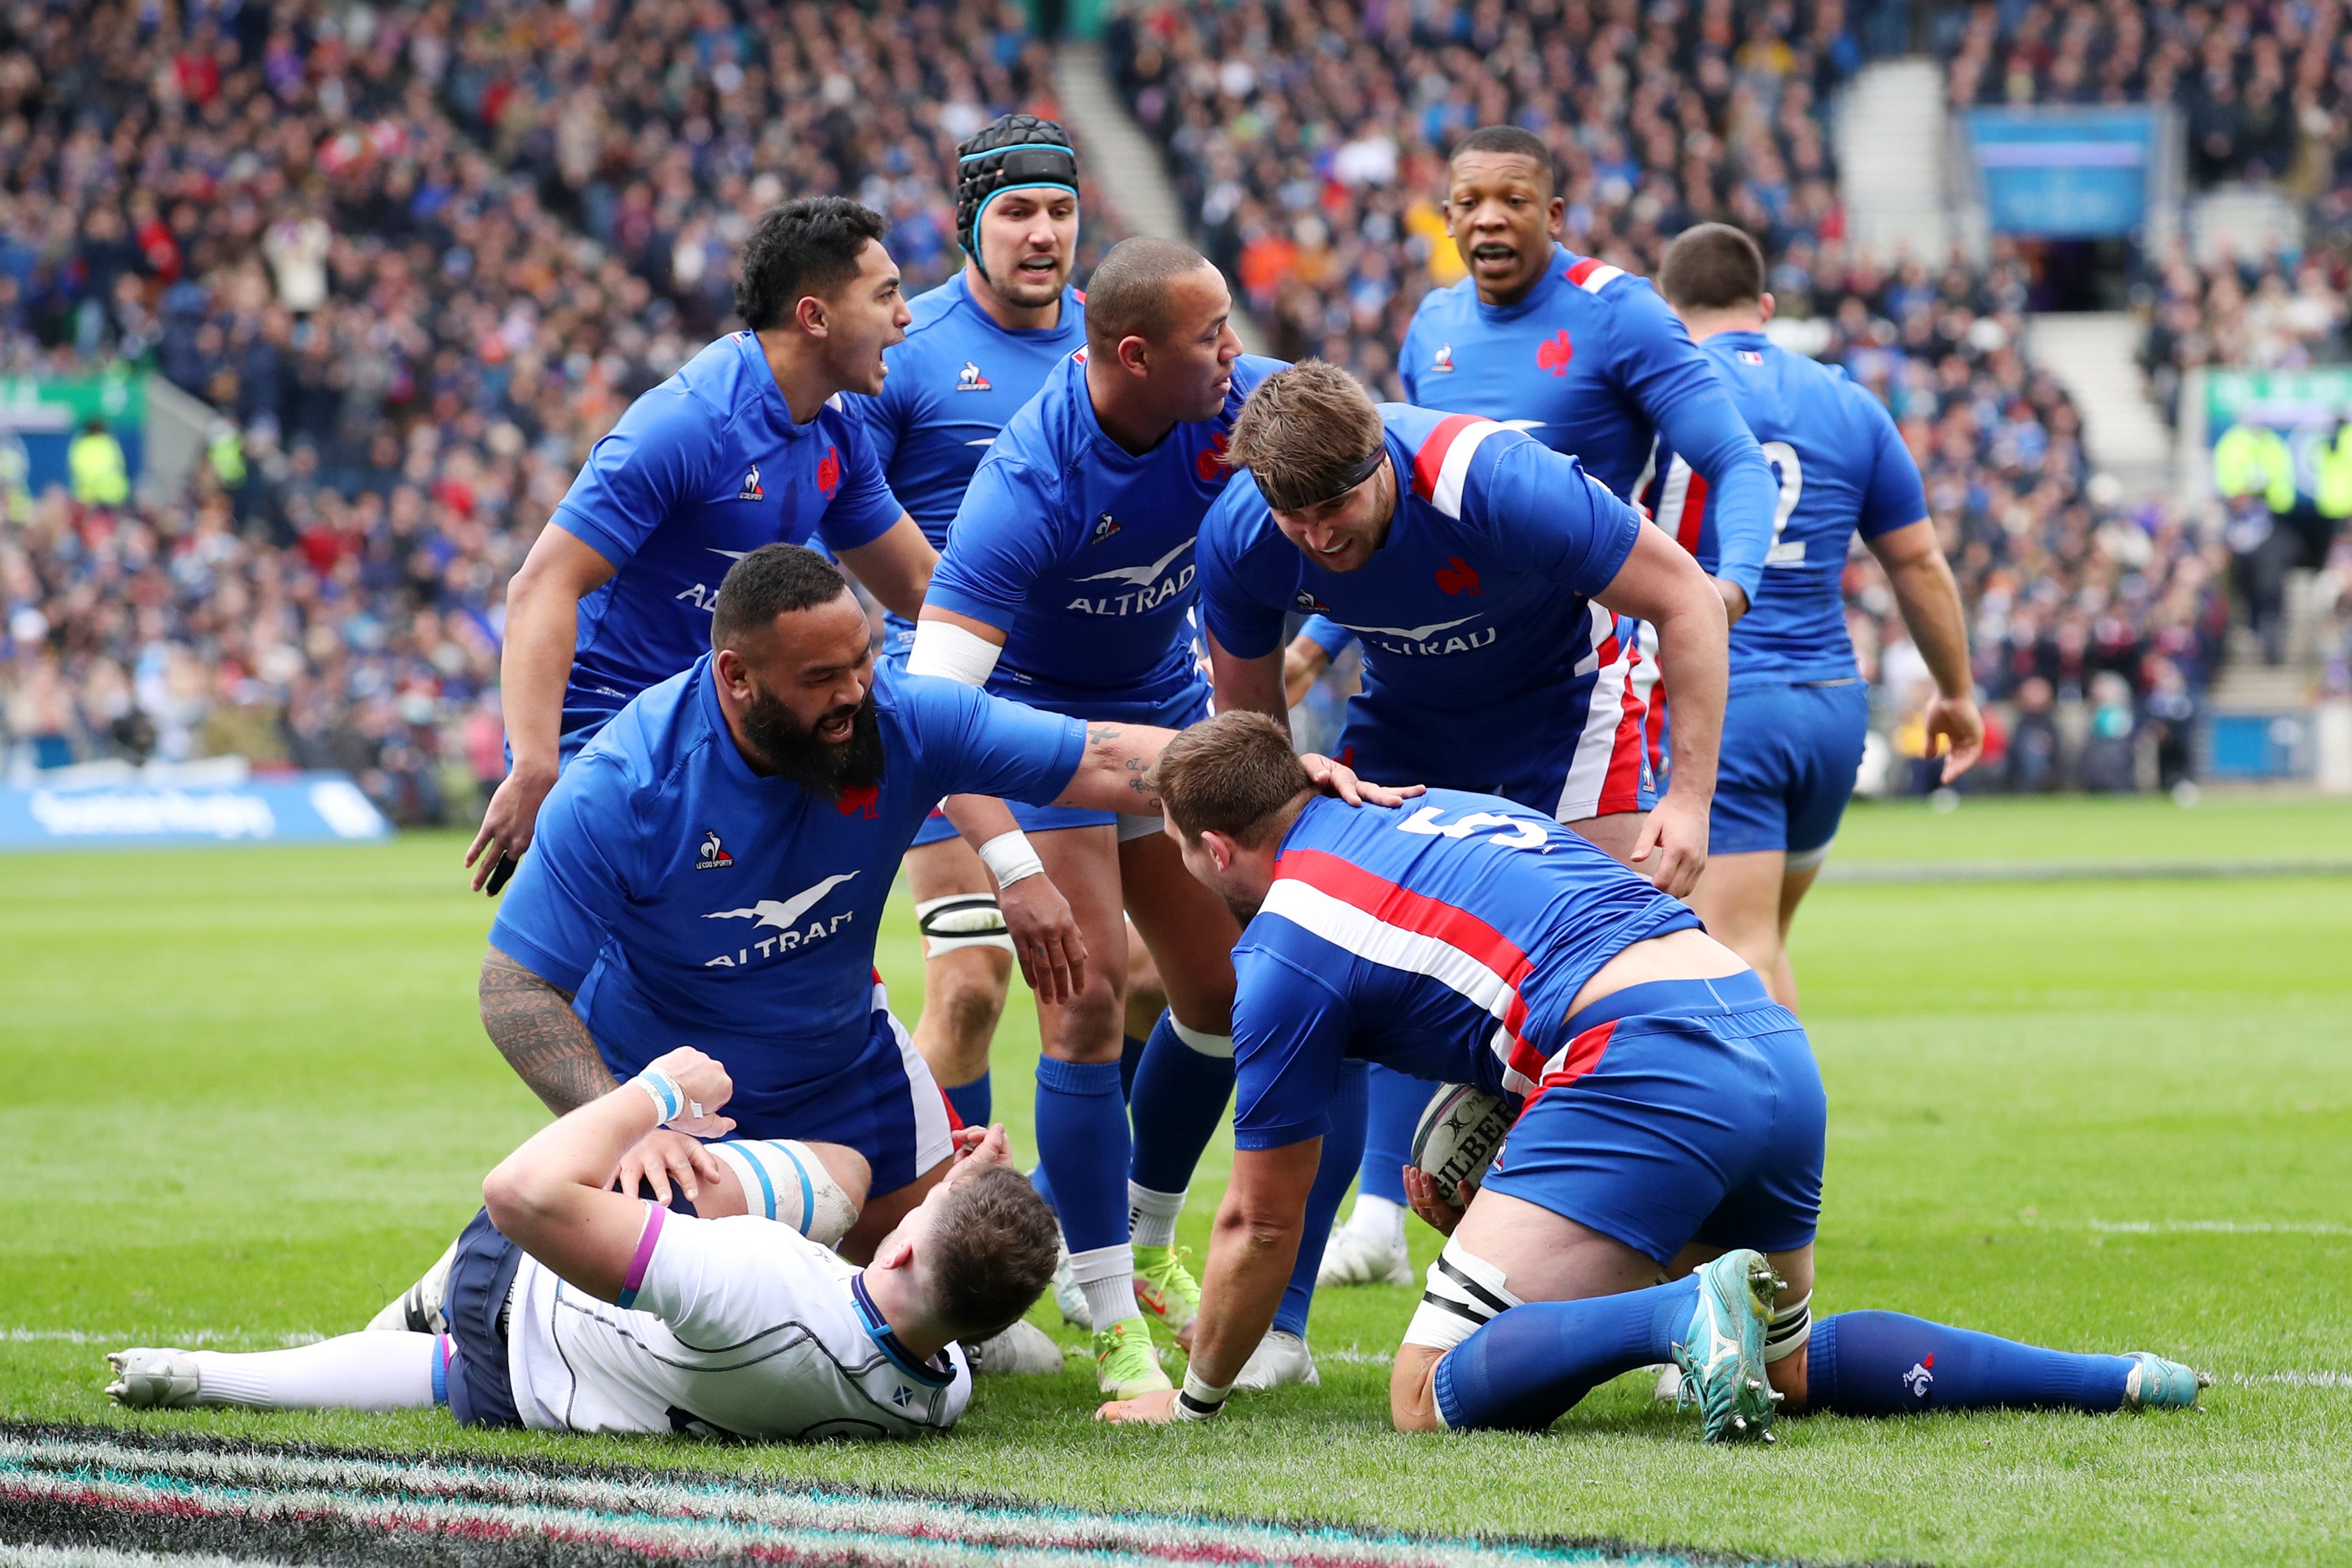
[479,945,619,1116]
[1087,723,1122,746]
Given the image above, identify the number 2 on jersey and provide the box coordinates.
[1761,440,1805,567]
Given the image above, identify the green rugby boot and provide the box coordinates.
[2122,1352,2211,1410]
[1672,1249,1781,1442]
[1132,1244,1201,1336]
[1092,1316,1172,1399]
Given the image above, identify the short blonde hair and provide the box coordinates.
[1224,360,1386,512]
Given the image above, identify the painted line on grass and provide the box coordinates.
[1822,857,2352,885]
[4,1330,325,1349]
[2228,1370,2352,1390]
[2087,1220,2352,1236]
[0,1424,1854,1568]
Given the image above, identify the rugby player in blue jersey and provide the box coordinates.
[907,236,1285,1398]
[465,198,941,894]
[849,115,1112,1139]
[1195,361,1732,1382]
[1649,225,1983,1009]
[1100,714,2207,1434]
[1306,126,1780,1289]
[454,546,1398,1266]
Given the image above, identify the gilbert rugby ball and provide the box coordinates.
[1408,1083,1515,1206]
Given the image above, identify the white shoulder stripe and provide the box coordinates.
[1574,262,1626,294]
[1430,419,1511,519]
[1261,880,1515,1021]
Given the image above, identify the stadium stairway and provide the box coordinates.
[1053,41,1268,353]
[2023,313,2175,499]
[1836,59,1954,263]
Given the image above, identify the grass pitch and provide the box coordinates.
[3,794,2349,1566]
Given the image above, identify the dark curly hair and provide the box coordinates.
[734,196,888,332]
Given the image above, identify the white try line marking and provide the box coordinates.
[2088,1220,2352,1236]
[4,1328,324,1347]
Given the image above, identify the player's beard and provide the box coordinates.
[738,687,886,803]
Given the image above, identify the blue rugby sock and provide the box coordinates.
[1034,1057,1129,1254]
[1808,1312,2136,1416]
[1434,1278,1701,1431]
[1273,1059,1367,1339]
[1127,1012,1235,1196]
[1357,1061,1424,1206]
[1119,1033,1148,1101]
[941,1071,990,1130]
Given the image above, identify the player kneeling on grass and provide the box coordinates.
[108,1049,1057,1440]
[1098,713,2208,1437]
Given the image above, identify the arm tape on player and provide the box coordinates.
[915,893,1016,957]
[1401,1238,1524,1352]
[976,829,1045,889]
[1763,1289,1812,1363]
[905,619,1003,686]
[1175,1368,1233,1418]
[632,1068,686,1125]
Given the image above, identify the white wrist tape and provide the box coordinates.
[977,829,1045,890]
[1176,1367,1231,1418]
[905,619,1003,686]
[632,1068,685,1125]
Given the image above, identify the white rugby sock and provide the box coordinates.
[190,1332,440,1410]
[1128,1182,1186,1250]
[1067,1242,1138,1330]
[1346,1194,1406,1250]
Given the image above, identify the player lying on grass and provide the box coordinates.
[110,1049,1057,1439]
[1097,713,2209,1437]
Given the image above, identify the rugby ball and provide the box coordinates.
[1409,1083,1515,1206]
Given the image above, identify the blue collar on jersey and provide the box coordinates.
[849,1274,956,1387]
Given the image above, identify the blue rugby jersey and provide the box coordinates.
[1639,331,1926,688]
[1198,406,1646,806]
[1228,790,1701,1151]
[849,274,1087,655]
[1399,244,1774,601]
[548,332,904,726]
[921,350,1284,714]
[489,658,1082,1123]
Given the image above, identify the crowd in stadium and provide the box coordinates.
[0,0,2283,813]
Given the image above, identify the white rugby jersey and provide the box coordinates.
[505,1206,970,1440]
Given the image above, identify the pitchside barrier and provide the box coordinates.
[0,768,389,851]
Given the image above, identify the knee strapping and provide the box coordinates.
[708,1139,858,1246]
[1167,1019,1235,1058]
[916,894,1015,958]
[1784,839,1834,875]
[1403,1238,1522,1355]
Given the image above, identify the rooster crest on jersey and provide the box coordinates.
[738,466,764,501]
[1430,343,1454,373]
[1537,330,1574,376]
[696,830,734,870]
[956,360,991,391]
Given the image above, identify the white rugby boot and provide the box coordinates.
[964,1318,1069,1377]
[105,1349,202,1409]
[366,1237,459,1335]
[1049,1232,1092,1331]
[1232,1329,1321,1391]
[1316,1224,1414,1287]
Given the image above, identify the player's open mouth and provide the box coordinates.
[817,713,855,742]
[1471,243,1520,266]
[1016,256,1058,276]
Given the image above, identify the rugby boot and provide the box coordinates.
[105,1349,202,1409]
[2122,1352,2211,1410]
[1092,1317,1172,1399]
[366,1237,459,1335]
[964,1318,1068,1377]
[1232,1329,1321,1391]
[1671,1249,1780,1443]
[1131,1244,1200,1336]
[1316,1224,1415,1287]
[1050,1233,1091,1330]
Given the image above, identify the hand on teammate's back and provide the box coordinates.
[1299,753,1424,808]
[996,875,1088,1006]
[466,762,559,893]
[1630,793,1709,899]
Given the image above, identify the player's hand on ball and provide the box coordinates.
[1403,1165,1472,1237]
[644,1047,736,1137]
[614,1128,725,1206]
[1629,793,1708,899]
[997,874,1088,1006]
[1096,1387,1181,1423]
[1300,753,1424,808]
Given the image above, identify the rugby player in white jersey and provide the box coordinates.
[106,1049,1056,1440]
